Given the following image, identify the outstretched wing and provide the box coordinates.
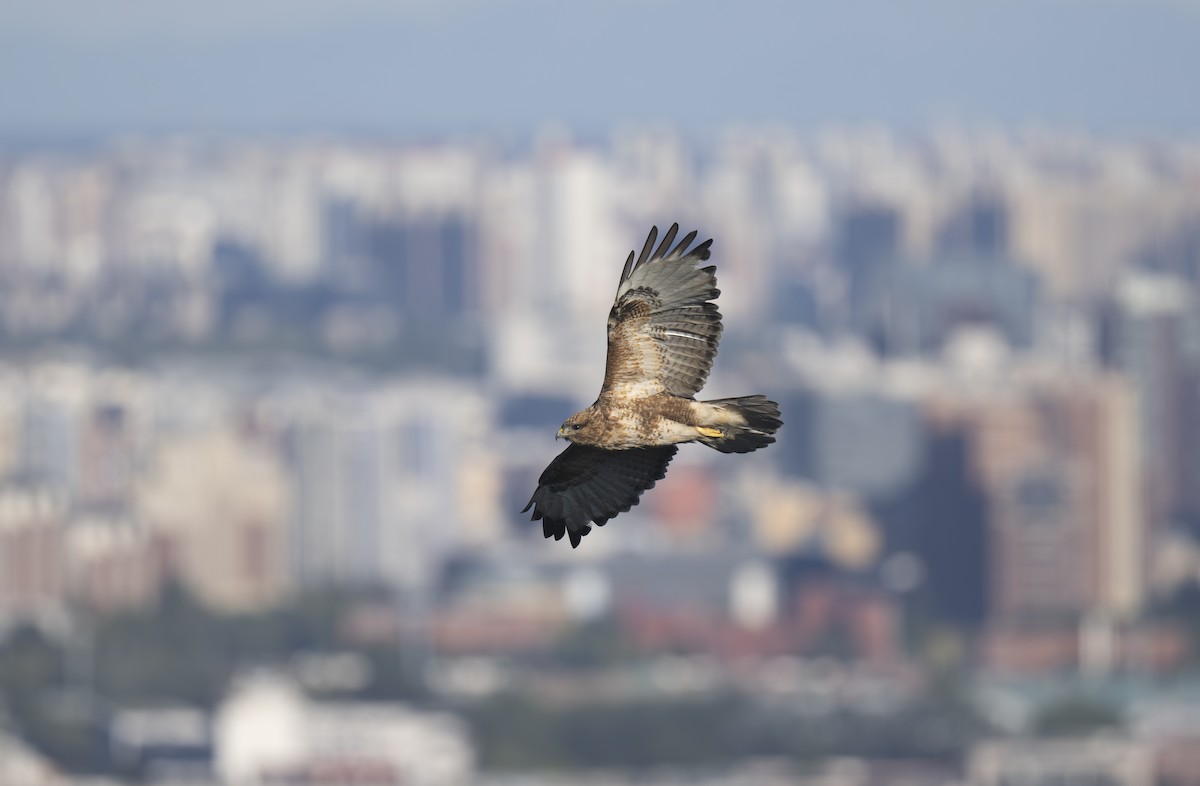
[601,224,722,399]
[523,444,678,548]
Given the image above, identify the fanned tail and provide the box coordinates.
[699,395,782,454]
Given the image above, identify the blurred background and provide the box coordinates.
[2,1,1200,784]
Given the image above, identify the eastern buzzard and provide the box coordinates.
[523,224,783,547]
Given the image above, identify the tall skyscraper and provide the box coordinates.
[936,194,1010,258]
[286,382,495,592]
[837,202,902,321]
[137,427,290,613]
[0,483,68,627]
[928,372,1143,622]
[1100,273,1200,530]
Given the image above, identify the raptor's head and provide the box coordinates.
[558,408,601,444]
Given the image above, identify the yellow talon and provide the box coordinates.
[696,426,723,438]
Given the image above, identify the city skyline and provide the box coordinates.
[2,127,1200,783]
[1,127,1198,606]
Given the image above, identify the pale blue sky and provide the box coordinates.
[1,0,1197,139]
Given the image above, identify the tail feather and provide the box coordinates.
[700,395,782,454]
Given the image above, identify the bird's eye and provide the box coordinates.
[572,423,583,430]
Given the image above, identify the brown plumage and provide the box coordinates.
[523,224,783,547]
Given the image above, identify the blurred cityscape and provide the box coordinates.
[1,128,1200,785]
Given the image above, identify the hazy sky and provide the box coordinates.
[1,0,1197,140]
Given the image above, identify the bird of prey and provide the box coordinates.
[523,223,782,547]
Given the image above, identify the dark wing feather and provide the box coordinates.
[602,223,722,399]
[522,444,678,548]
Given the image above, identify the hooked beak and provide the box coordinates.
[556,427,565,441]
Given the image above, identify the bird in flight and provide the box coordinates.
[523,223,782,547]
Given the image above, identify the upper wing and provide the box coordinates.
[601,224,722,399]
[522,444,678,548]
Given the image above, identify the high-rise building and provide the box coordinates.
[936,194,1010,258]
[836,203,902,328]
[364,212,478,320]
[0,482,68,628]
[887,255,1039,354]
[929,372,1143,622]
[21,393,79,492]
[875,426,989,626]
[136,427,290,613]
[1100,273,1200,529]
[286,381,497,592]
[65,510,162,613]
[777,387,923,500]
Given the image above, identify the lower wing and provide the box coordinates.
[523,443,678,547]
